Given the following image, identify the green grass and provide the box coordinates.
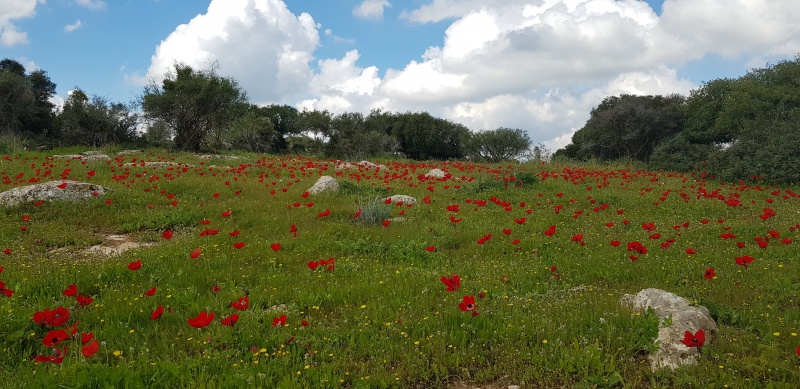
[0,150,799,388]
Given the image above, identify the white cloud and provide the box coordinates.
[353,0,391,21]
[64,19,82,33]
[0,0,43,46]
[137,0,319,105]
[75,0,106,10]
[138,0,800,149]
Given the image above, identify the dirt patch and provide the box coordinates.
[84,234,154,257]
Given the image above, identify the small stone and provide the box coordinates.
[307,176,339,195]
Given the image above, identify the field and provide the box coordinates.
[1,149,799,388]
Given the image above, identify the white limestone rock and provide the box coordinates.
[307,176,339,195]
[0,180,112,207]
[621,288,717,371]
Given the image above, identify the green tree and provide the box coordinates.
[467,127,532,162]
[54,88,138,147]
[225,109,276,152]
[0,59,56,138]
[257,104,298,152]
[558,94,686,162]
[142,63,248,152]
[390,112,469,160]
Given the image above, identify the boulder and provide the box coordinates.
[387,195,417,205]
[620,288,717,370]
[0,180,112,207]
[307,176,339,195]
[426,168,447,179]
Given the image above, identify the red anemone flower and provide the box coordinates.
[221,314,239,326]
[426,246,436,252]
[221,209,232,218]
[680,329,705,348]
[42,329,69,347]
[231,296,250,311]
[32,307,70,327]
[128,259,142,270]
[81,332,94,344]
[81,339,99,358]
[307,261,320,270]
[76,295,93,307]
[685,248,697,255]
[2,248,10,255]
[187,311,215,328]
[514,217,526,225]
[212,285,221,292]
[610,240,621,247]
[229,230,241,237]
[317,209,331,217]
[382,220,391,227]
[458,295,477,312]
[144,287,157,297]
[704,268,715,280]
[270,243,281,251]
[34,346,67,364]
[544,225,556,237]
[440,274,461,292]
[272,314,288,327]
[233,242,246,249]
[449,216,462,223]
[150,305,164,320]
[63,284,78,297]
[190,248,202,259]
[735,255,754,267]
[161,230,173,240]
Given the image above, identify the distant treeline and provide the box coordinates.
[555,55,800,184]
[0,60,538,163]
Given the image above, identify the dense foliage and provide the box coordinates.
[558,55,800,184]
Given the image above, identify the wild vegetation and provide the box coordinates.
[0,149,799,388]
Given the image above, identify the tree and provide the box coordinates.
[257,104,298,152]
[224,109,276,152]
[558,94,686,162]
[141,63,248,152]
[390,112,470,160]
[0,59,56,138]
[54,88,138,146]
[467,128,532,162]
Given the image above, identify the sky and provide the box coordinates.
[3,0,800,150]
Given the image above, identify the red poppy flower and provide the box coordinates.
[270,243,281,251]
[680,329,705,348]
[514,217,526,225]
[426,246,436,252]
[76,295,93,307]
[231,296,249,311]
[307,261,320,270]
[735,255,754,267]
[81,332,94,344]
[2,248,9,255]
[161,230,173,240]
[212,285,221,292]
[320,257,335,271]
[200,219,211,225]
[704,268,715,280]
[458,295,476,312]
[32,307,70,327]
[782,238,792,244]
[502,229,512,235]
[700,219,710,224]
[272,314,287,327]
[221,210,232,218]
[20,225,27,232]
[63,284,78,297]
[221,313,239,326]
[34,346,67,364]
[544,225,556,237]
[449,216,462,223]
[440,274,461,292]
[301,191,310,198]
[610,240,621,247]
[290,224,297,237]
[301,320,309,327]
[86,170,96,178]
[104,199,112,205]
[317,209,331,217]
[33,201,43,207]
[150,305,164,320]
[170,201,179,206]
[57,182,68,189]
[81,339,99,358]
[736,241,746,249]
[571,234,585,245]
[382,220,391,227]
[229,230,241,237]
[233,242,246,249]
[213,192,220,198]
[685,248,697,255]
[42,329,69,347]
[190,248,202,259]
[188,311,215,328]
[127,259,142,271]
[144,287,157,297]
[796,345,800,357]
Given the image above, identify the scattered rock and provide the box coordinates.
[335,161,354,170]
[198,154,240,160]
[123,161,194,168]
[357,161,388,171]
[84,234,154,257]
[621,288,717,370]
[0,180,112,207]
[426,168,447,179]
[307,176,339,195]
[117,150,142,155]
[386,195,417,205]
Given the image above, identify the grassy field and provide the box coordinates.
[0,149,799,388]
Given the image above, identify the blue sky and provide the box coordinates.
[3,0,799,148]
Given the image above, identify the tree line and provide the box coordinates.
[555,55,800,184]
[1,60,534,162]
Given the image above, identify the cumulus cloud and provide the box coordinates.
[138,0,800,148]
[64,19,82,33]
[137,0,319,105]
[75,0,106,10]
[353,0,391,21]
[0,0,43,46]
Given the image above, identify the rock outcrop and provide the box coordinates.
[0,180,112,207]
[307,176,339,195]
[621,288,717,370]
